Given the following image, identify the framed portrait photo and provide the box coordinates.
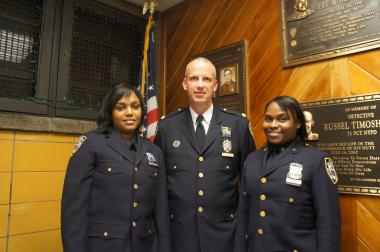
[193,40,248,114]
[219,64,239,97]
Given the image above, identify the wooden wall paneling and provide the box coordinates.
[357,237,372,252]
[330,58,352,97]
[350,50,380,80]
[348,61,380,95]
[282,62,330,99]
[201,0,248,50]
[340,195,357,252]
[356,201,380,251]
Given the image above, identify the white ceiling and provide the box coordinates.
[125,0,184,11]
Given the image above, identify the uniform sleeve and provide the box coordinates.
[234,162,249,252]
[61,136,95,252]
[154,121,166,155]
[239,118,256,170]
[155,148,172,252]
[311,155,340,252]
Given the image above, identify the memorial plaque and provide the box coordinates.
[280,0,380,67]
[302,93,380,196]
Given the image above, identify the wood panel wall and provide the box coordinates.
[160,0,380,251]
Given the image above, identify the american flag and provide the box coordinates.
[139,16,159,142]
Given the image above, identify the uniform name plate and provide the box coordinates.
[280,0,380,67]
[302,94,380,196]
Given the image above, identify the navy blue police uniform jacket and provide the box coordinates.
[154,105,256,252]
[234,140,340,252]
[61,129,171,252]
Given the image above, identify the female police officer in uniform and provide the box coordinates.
[61,84,171,252]
[235,96,340,252]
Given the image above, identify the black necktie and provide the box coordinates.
[196,115,205,149]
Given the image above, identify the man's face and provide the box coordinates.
[224,69,232,82]
[295,0,308,11]
[304,111,313,135]
[182,60,218,107]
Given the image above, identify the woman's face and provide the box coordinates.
[263,102,300,145]
[112,91,142,140]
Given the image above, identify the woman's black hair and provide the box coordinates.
[264,96,307,141]
[97,83,146,134]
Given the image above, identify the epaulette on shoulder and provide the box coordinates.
[219,107,247,118]
[159,108,184,121]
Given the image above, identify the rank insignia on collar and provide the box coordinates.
[72,135,87,156]
[325,157,338,184]
[146,152,158,166]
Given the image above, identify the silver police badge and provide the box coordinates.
[286,162,303,186]
[146,152,158,166]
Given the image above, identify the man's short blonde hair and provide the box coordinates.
[185,57,217,79]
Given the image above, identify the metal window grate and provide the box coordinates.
[0,0,43,97]
[68,5,144,107]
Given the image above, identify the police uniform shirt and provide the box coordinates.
[155,104,256,252]
[234,140,340,252]
[61,129,171,252]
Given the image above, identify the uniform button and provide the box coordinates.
[289,197,294,203]
[259,211,266,217]
[173,165,177,169]
[170,214,174,219]
[198,190,204,196]
[133,202,138,208]
[257,229,264,235]
[154,172,158,176]
[134,166,138,172]
[243,191,247,196]
[107,167,112,172]
[198,172,204,178]
[260,194,266,200]
[261,177,267,183]
[225,165,230,170]
[230,213,235,218]
[197,206,204,213]
[132,221,137,227]
[245,234,248,239]
[103,232,108,237]
[199,156,204,162]
[133,184,139,190]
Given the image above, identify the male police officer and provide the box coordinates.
[154,57,256,252]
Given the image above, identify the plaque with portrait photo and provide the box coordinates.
[193,41,248,114]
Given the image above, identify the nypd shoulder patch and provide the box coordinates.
[324,157,338,184]
[72,135,87,156]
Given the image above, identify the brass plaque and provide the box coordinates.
[302,94,380,196]
[280,0,380,67]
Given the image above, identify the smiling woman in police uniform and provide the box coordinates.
[61,84,171,252]
[235,96,340,252]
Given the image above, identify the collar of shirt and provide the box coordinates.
[189,104,213,134]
